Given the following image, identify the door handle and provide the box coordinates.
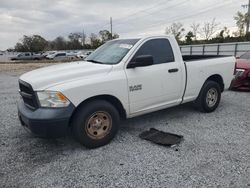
[168,68,179,73]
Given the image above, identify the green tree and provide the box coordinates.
[165,22,185,43]
[68,32,82,49]
[6,48,14,52]
[14,35,48,52]
[234,11,250,36]
[216,27,230,41]
[112,33,119,39]
[99,30,119,42]
[89,33,102,49]
[49,36,67,50]
[185,31,194,44]
[99,30,112,42]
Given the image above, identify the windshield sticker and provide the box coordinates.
[119,44,133,49]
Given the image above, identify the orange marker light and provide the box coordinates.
[56,92,68,102]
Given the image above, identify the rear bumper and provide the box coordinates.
[18,100,75,138]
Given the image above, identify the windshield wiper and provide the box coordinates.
[86,59,104,64]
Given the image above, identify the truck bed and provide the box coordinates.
[183,55,230,62]
[182,55,235,103]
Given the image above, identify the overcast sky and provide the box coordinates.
[0,0,247,50]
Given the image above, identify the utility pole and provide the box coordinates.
[82,27,85,47]
[110,17,113,39]
[246,0,250,34]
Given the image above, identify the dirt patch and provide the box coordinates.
[0,63,61,74]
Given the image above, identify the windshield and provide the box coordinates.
[85,39,140,65]
[240,52,250,60]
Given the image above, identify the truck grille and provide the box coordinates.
[19,80,38,110]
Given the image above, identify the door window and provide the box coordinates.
[131,39,175,64]
[56,53,66,57]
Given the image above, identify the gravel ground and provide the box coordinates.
[0,66,249,188]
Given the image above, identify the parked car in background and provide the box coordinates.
[42,51,56,58]
[230,52,250,91]
[46,52,66,60]
[46,52,76,61]
[76,51,92,59]
[67,52,78,59]
[11,52,43,61]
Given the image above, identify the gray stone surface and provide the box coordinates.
[0,73,249,188]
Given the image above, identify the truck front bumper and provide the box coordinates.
[17,100,75,138]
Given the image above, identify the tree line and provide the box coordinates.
[8,11,250,52]
[9,30,119,53]
[167,11,250,45]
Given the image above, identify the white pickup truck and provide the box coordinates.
[18,35,235,148]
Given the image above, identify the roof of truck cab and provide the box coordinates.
[113,35,174,40]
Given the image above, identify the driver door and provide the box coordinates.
[125,38,183,115]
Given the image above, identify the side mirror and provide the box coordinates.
[127,55,154,69]
[236,56,240,59]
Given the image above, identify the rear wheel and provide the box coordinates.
[72,100,120,148]
[194,80,221,112]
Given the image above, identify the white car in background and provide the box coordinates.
[76,51,92,59]
[46,52,75,61]
[42,51,56,58]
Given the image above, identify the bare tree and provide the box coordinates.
[190,22,200,41]
[165,22,185,42]
[199,18,219,40]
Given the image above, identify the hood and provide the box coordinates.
[236,59,250,69]
[20,61,113,90]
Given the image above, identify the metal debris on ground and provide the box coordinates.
[139,128,183,146]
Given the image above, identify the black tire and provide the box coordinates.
[71,100,120,148]
[194,80,221,113]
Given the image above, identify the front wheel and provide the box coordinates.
[71,100,120,148]
[194,80,221,113]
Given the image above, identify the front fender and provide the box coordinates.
[47,71,129,115]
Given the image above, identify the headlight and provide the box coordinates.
[235,69,245,77]
[37,91,70,108]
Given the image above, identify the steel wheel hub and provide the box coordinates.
[85,111,112,140]
[206,88,218,107]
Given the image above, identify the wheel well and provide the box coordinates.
[70,95,127,126]
[206,74,224,92]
